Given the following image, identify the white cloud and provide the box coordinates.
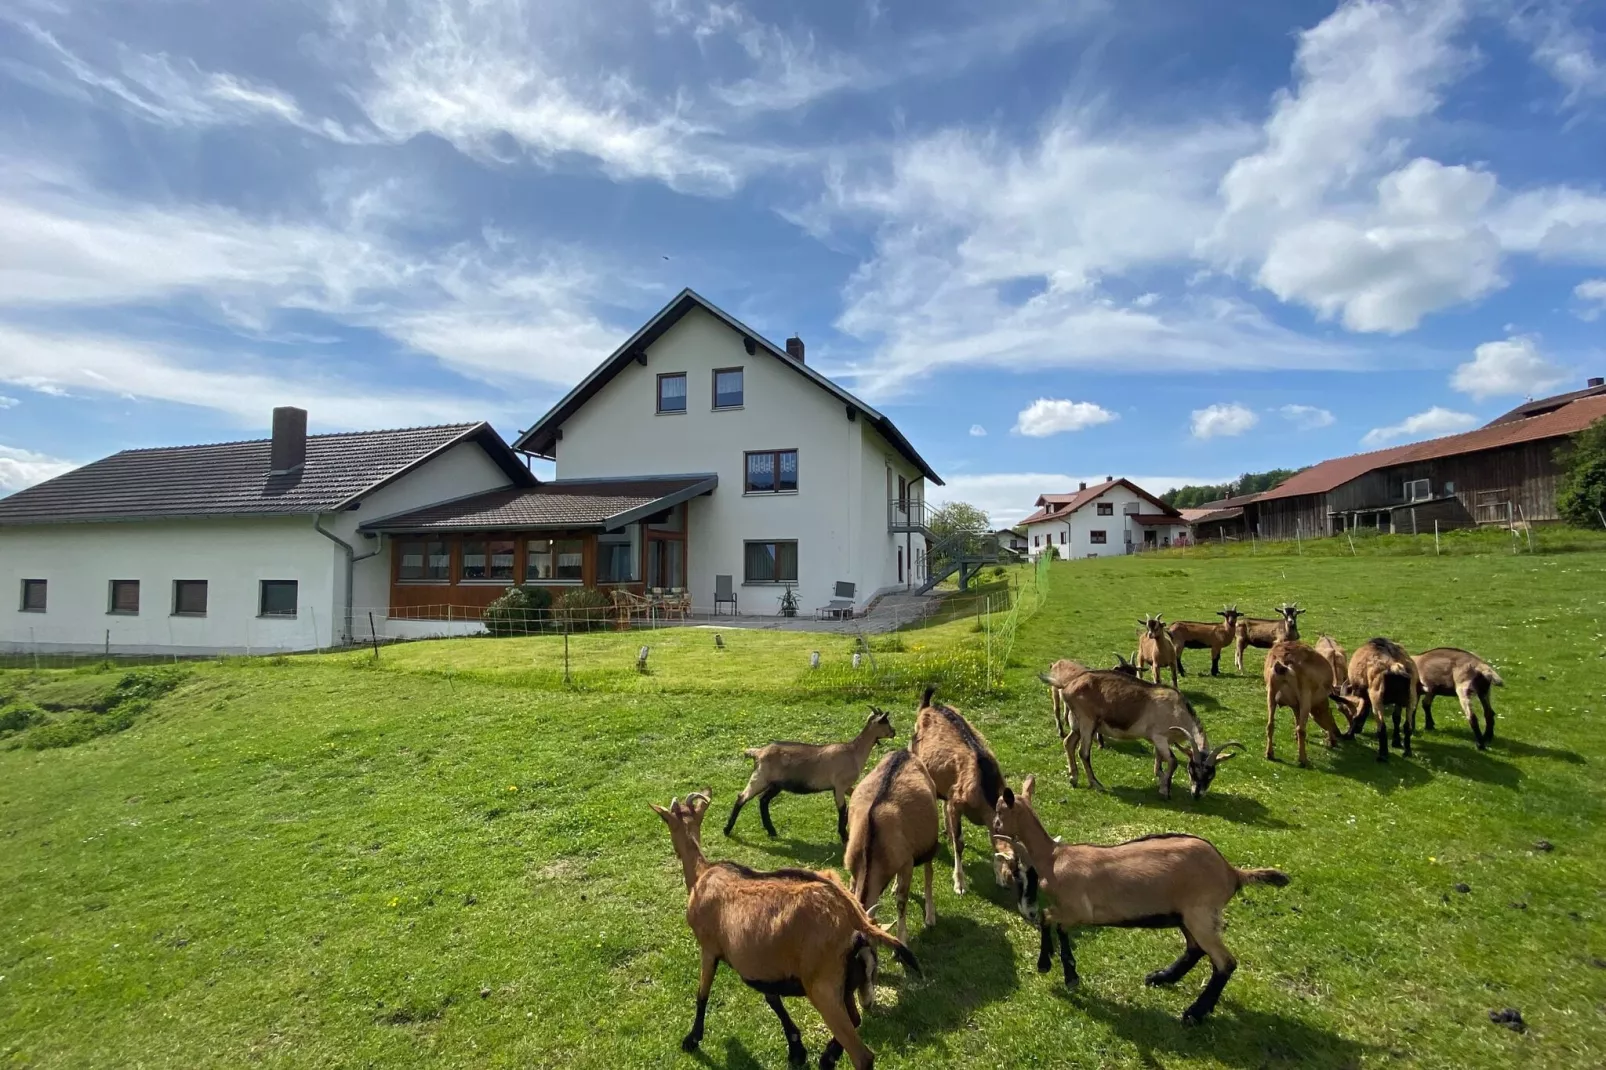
[0,395,17,409]
[1190,402,1258,439]
[1278,403,1335,429]
[1451,336,1570,400]
[0,444,78,493]
[968,424,986,437]
[1013,398,1118,437]
[1508,2,1606,104]
[1361,406,1476,447]
[929,471,1226,527]
[1576,278,1606,320]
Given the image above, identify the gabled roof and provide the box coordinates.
[359,474,718,533]
[1485,381,1606,426]
[1257,392,1606,502]
[1019,479,1180,526]
[1180,505,1245,525]
[511,288,943,485]
[0,423,534,526]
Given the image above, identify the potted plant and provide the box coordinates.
[778,584,798,618]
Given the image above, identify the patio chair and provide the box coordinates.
[662,587,692,621]
[714,575,738,616]
[815,581,856,621]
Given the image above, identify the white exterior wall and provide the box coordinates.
[1025,486,1183,560]
[0,439,519,655]
[1,517,338,654]
[856,421,927,604]
[554,307,923,612]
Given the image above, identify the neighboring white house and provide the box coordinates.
[1020,479,1189,559]
[0,412,534,654]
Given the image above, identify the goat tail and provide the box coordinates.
[920,685,937,708]
[1037,672,1056,687]
[1237,867,1290,889]
[865,926,922,976]
[742,747,764,760]
[1387,661,1410,677]
[1481,663,1505,687]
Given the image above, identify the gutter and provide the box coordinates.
[314,515,383,645]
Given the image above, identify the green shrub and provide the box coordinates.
[482,585,555,636]
[554,588,613,632]
[0,703,42,735]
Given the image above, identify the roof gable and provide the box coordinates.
[511,288,942,485]
[1020,479,1180,525]
[0,423,534,526]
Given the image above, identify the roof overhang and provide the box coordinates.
[358,473,718,535]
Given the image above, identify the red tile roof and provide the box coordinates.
[1257,393,1606,502]
[1019,479,1180,525]
[1485,381,1606,426]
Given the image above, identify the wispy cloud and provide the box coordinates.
[1451,336,1569,400]
[1278,403,1335,429]
[1190,402,1258,439]
[968,424,986,437]
[1508,1,1606,105]
[0,443,79,493]
[1576,278,1606,320]
[1361,406,1476,447]
[1013,398,1118,437]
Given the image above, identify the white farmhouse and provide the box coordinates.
[1020,479,1189,559]
[1,290,946,653]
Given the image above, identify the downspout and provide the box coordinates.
[314,515,383,646]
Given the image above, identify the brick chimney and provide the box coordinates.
[1590,376,1604,388]
[270,406,307,475]
[785,336,805,363]
[1078,481,1087,491]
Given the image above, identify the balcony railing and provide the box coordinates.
[888,498,931,533]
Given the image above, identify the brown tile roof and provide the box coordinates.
[1257,393,1606,502]
[1180,506,1245,524]
[0,423,533,526]
[1485,381,1606,426]
[360,474,718,532]
[1020,479,1180,525]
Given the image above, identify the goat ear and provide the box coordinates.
[1021,774,1036,804]
[649,803,673,823]
[1000,786,1015,807]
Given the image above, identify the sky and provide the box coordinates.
[0,0,1603,525]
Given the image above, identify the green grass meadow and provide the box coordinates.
[2,547,1604,1068]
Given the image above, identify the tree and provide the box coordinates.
[1555,416,1606,528]
[1160,468,1301,508]
[928,501,991,540]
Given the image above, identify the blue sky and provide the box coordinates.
[0,0,1603,524]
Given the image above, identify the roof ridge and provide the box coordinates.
[109,422,485,456]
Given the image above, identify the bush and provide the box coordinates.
[554,588,613,632]
[1556,416,1606,528]
[1043,544,1059,561]
[483,585,555,636]
[991,565,1006,578]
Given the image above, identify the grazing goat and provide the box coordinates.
[1059,670,1241,799]
[909,687,1005,896]
[1167,606,1242,677]
[1343,638,1421,761]
[1262,640,1348,766]
[845,749,940,943]
[1038,654,1139,739]
[726,709,894,841]
[1136,615,1182,688]
[1414,647,1504,749]
[654,789,919,1070]
[992,775,1287,1023]
[1234,604,1303,671]
[1312,635,1348,690]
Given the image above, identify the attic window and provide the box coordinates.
[657,373,687,414]
[1097,502,1114,516]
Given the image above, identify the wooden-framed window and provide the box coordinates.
[1059,532,1066,544]
[744,540,798,584]
[172,580,208,617]
[461,539,489,580]
[527,538,584,583]
[1033,534,1040,547]
[397,540,427,581]
[744,449,799,494]
[109,580,140,615]
[597,532,637,583]
[1090,530,1107,545]
[425,539,451,581]
[20,579,46,612]
[488,539,516,581]
[713,367,744,409]
[897,475,908,510]
[260,580,298,617]
[647,539,685,589]
[657,372,687,414]
[1096,502,1114,516]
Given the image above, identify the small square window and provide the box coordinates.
[658,372,687,414]
[1090,530,1107,545]
[1096,502,1114,516]
[744,540,798,584]
[713,368,743,409]
[20,579,46,612]
[260,580,298,617]
[109,580,140,615]
[745,450,799,493]
[173,580,208,616]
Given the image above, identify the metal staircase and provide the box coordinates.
[888,500,1000,594]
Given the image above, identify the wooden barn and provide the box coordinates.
[1247,379,1606,540]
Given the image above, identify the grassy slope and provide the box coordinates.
[1,552,1603,1068]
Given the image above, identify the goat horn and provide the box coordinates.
[1167,726,1195,752]
[1212,741,1245,758]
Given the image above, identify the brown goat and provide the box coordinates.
[1343,638,1421,761]
[726,709,894,841]
[1136,614,1181,688]
[1167,606,1243,676]
[1414,647,1504,749]
[1262,640,1348,766]
[1059,670,1240,799]
[992,775,1288,1023]
[845,749,940,943]
[1312,635,1348,690]
[1038,654,1138,739]
[1234,604,1303,671]
[909,687,1005,896]
[654,789,919,1070]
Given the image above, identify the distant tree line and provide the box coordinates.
[1160,469,1301,509]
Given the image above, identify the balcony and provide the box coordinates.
[888,498,931,533]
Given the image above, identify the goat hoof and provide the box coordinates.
[681,1034,701,1052]
[1181,1010,1205,1026]
[1037,955,1053,974]
[787,1043,808,1066]
[1064,974,1081,991]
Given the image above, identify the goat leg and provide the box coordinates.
[758,786,781,838]
[808,987,871,1070]
[946,801,967,896]
[923,858,935,928]
[1294,709,1309,768]
[1181,960,1236,1024]
[1264,693,1278,762]
[722,790,751,837]
[764,994,807,1066]
[1421,693,1437,732]
[1037,923,1055,973]
[1478,685,1496,743]
[1146,926,1205,987]
[1057,926,1079,989]
[834,787,850,843]
[1455,683,1483,749]
[683,950,717,1051]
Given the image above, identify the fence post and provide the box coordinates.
[1434,520,1440,556]
[1347,531,1357,556]
[369,612,380,659]
[563,625,571,686]
[105,629,110,663]
[1295,520,1303,555]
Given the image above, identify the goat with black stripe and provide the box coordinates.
[909,687,1005,896]
[845,748,941,943]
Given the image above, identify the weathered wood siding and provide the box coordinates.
[1253,495,1329,540]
